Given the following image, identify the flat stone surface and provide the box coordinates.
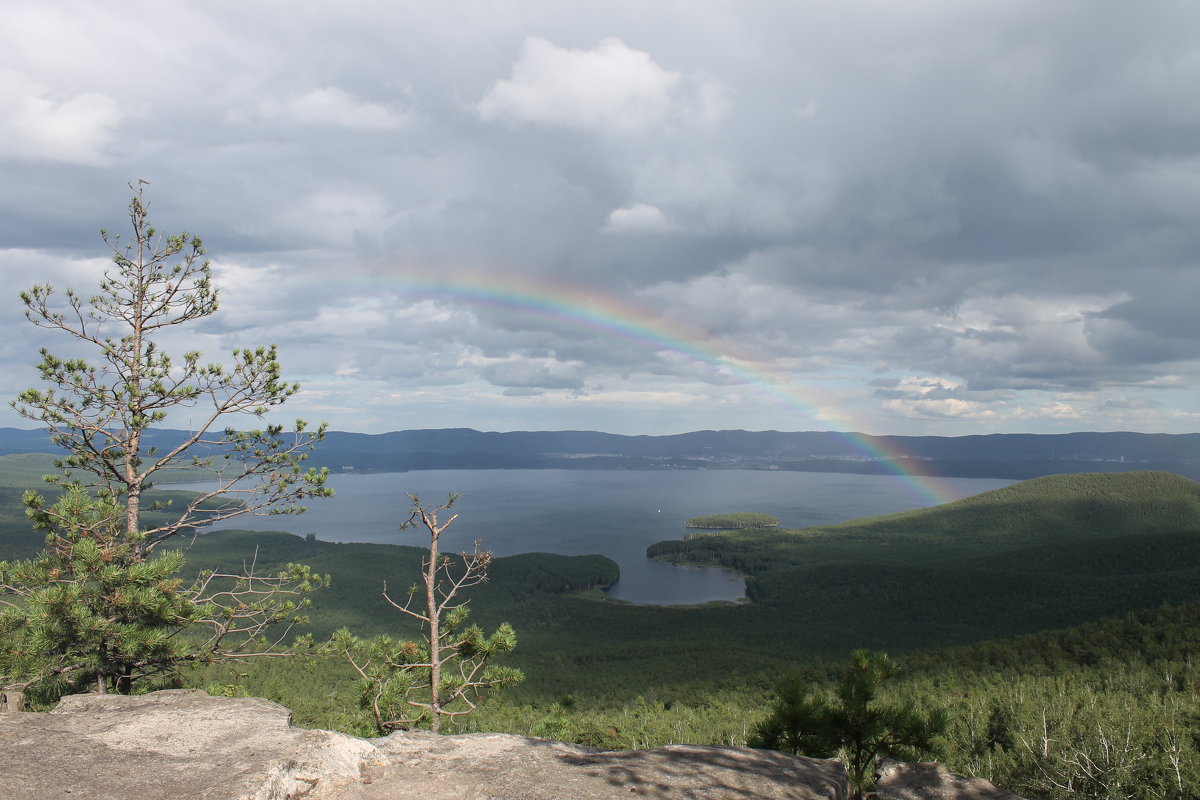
[0,690,385,800]
[351,731,847,800]
[0,689,857,799]
[876,759,1029,800]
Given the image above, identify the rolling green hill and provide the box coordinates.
[175,471,1200,700]
[650,470,1200,570]
[641,471,1200,674]
[5,466,1200,702]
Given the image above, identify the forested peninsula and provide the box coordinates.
[684,512,780,529]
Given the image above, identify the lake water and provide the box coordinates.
[184,469,1011,605]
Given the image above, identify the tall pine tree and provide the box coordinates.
[0,184,331,700]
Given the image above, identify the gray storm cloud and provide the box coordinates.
[0,1,1197,435]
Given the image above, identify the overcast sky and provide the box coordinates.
[1,1,1198,437]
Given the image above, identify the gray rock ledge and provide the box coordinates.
[876,759,1028,800]
[0,690,1024,800]
[0,690,385,800]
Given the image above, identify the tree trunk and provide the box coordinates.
[425,511,442,734]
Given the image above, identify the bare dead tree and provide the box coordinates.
[331,494,521,734]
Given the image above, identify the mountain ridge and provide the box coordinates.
[2,426,1197,480]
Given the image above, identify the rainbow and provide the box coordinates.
[348,268,953,506]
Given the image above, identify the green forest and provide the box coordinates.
[6,455,1200,798]
[683,511,780,529]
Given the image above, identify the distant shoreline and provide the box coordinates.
[1,426,1197,482]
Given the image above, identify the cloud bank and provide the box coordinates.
[0,1,1197,436]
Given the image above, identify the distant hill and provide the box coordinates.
[0,426,1197,480]
[649,471,1200,644]
[190,469,1200,699]
[650,470,1200,570]
[5,453,1200,704]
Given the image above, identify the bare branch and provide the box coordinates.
[331,495,521,734]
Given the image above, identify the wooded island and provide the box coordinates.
[684,512,780,529]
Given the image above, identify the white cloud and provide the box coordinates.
[477,36,723,133]
[1038,401,1084,420]
[880,376,1001,420]
[0,70,120,163]
[2,3,1200,435]
[257,87,404,130]
[604,203,675,233]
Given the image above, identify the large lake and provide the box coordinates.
[185,470,1011,605]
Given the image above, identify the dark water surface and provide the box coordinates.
[185,470,1011,605]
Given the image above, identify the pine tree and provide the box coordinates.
[331,494,522,734]
[750,650,946,799]
[0,184,331,700]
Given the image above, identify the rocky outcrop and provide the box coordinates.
[0,690,846,800]
[0,690,1027,800]
[876,759,1028,800]
[0,690,385,800]
[0,690,24,713]
[364,730,847,799]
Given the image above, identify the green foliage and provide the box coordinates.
[331,620,522,735]
[1,186,331,699]
[898,659,1200,800]
[747,675,832,755]
[0,485,196,697]
[684,512,780,529]
[0,485,327,699]
[750,651,945,799]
